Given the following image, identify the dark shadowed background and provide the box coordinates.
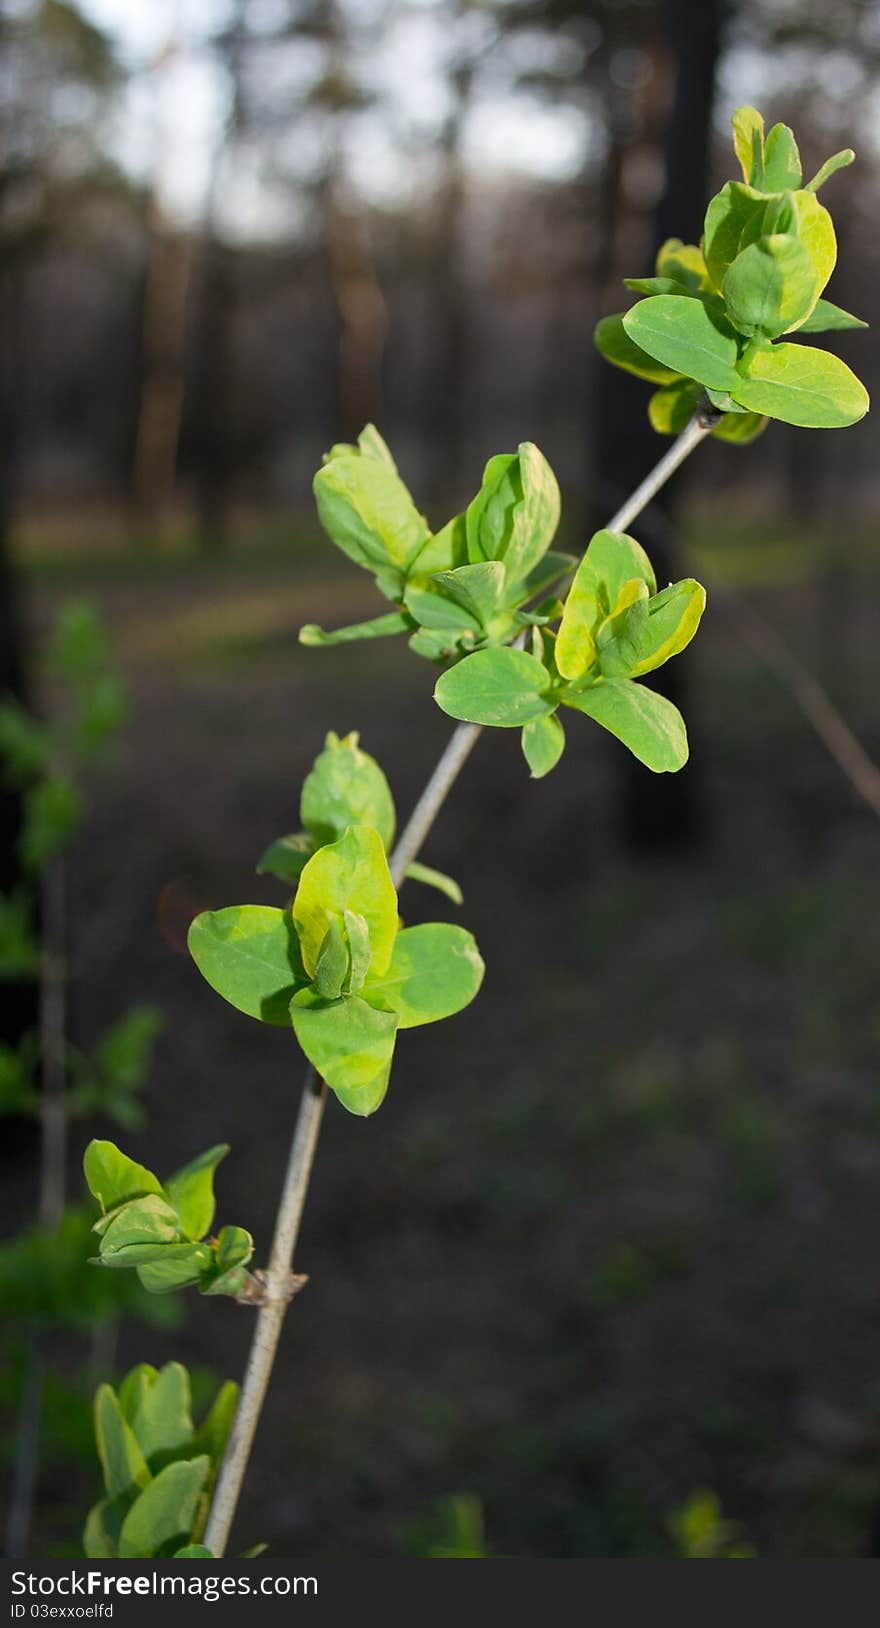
[2,0,879,1559]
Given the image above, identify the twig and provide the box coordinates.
[702,572,880,820]
[203,411,716,1555]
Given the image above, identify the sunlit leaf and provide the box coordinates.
[188,905,307,1025]
[594,313,683,385]
[434,647,556,727]
[290,990,397,1115]
[562,680,689,773]
[364,923,484,1028]
[733,341,869,427]
[300,731,396,850]
[556,530,656,683]
[796,297,867,333]
[732,106,765,186]
[622,296,740,391]
[293,825,397,979]
[521,713,565,778]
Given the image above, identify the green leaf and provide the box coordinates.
[0,699,53,785]
[522,714,565,779]
[703,182,767,290]
[624,276,694,298]
[594,313,683,385]
[762,123,801,191]
[562,680,689,773]
[175,1545,214,1559]
[403,582,483,634]
[796,297,867,334]
[300,731,396,851]
[655,239,712,294]
[20,777,83,872]
[465,444,561,586]
[422,561,507,630]
[165,1145,228,1242]
[92,1007,163,1095]
[84,1139,163,1215]
[290,990,398,1115]
[48,601,110,683]
[508,551,576,607]
[623,297,740,392]
[343,909,371,995]
[364,924,484,1028]
[188,905,307,1025]
[313,915,350,1000]
[118,1456,211,1558]
[0,889,40,978]
[407,512,469,577]
[597,580,706,679]
[404,861,463,906]
[127,1362,194,1463]
[136,1246,213,1293]
[723,235,817,338]
[648,381,702,437]
[805,149,854,193]
[74,670,128,754]
[732,106,765,186]
[293,825,398,979]
[433,647,556,727]
[93,1383,152,1501]
[712,410,768,445]
[299,611,412,647]
[256,831,313,885]
[83,1499,121,1559]
[354,423,396,468]
[733,342,869,427]
[117,1365,159,1425]
[94,1195,185,1267]
[556,530,656,683]
[791,191,836,307]
[200,1226,254,1298]
[313,449,429,578]
[192,1380,239,1472]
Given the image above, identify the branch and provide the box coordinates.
[203,410,717,1556]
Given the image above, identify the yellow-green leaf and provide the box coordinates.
[364,923,484,1028]
[290,990,397,1115]
[733,342,869,428]
[293,825,397,979]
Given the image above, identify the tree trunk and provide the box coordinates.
[591,0,724,850]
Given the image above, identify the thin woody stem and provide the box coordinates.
[203,410,715,1555]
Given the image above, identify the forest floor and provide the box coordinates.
[4,500,880,1558]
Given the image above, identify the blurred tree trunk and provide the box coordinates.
[591,0,724,850]
[131,209,191,541]
[187,0,250,551]
[327,186,387,441]
[429,58,473,498]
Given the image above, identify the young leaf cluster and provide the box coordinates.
[84,1362,237,1558]
[83,1139,255,1299]
[257,729,461,904]
[435,528,705,776]
[300,427,573,656]
[190,734,484,1116]
[596,106,869,433]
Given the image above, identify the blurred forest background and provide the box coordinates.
[2,0,880,1560]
